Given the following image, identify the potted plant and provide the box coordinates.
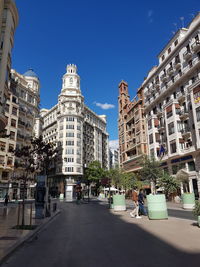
[193,201,200,227]
[176,169,195,209]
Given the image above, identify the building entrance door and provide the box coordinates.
[192,179,199,199]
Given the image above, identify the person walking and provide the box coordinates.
[75,183,82,204]
[138,189,147,216]
[130,187,141,219]
[4,193,9,206]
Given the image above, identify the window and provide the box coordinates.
[66,117,74,121]
[148,119,152,130]
[168,122,175,135]
[64,158,74,162]
[59,133,63,138]
[66,148,74,154]
[77,158,81,163]
[188,161,195,171]
[166,105,173,118]
[11,119,16,127]
[177,121,184,132]
[174,39,178,46]
[77,149,81,155]
[162,55,165,61]
[77,133,81,138]
[12,107,17,116]
[0,142,6,151]
[196,106,200,121]
[66,132,74,137]
[65,167,74,172]
[77,125,81,130]
[77,167,81,173]
[7,157,13,166]
[8,144,14,152]
[149,134,153,144]
[66,141,74,146]
[77,141,81,147]
[10,131,15,140]
[66,125,74,129]
[60,125,63,130]
[168,47,171,54]
[170,141,176,154]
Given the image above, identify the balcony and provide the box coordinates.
[191,40,200,52]
[177,92,186,104]
[160,73,167,82]
[181,128,191,140]
[167,67,174,76]
[183,50,192,61]
[173,61,181,70]
[179,109,189,120]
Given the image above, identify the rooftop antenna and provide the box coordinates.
[180,16,185,28]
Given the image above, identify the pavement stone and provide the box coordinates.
[0,200,60,264]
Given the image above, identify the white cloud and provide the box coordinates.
[109,139,119,150]
[94,102,115,110]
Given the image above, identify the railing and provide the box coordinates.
[183,50,192,60]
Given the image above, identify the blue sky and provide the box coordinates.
[13,0,199,147]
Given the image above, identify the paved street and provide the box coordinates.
[1,199,200,267]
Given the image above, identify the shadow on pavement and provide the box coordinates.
[1,199,200,267]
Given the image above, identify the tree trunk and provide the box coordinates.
[21,173,27,226]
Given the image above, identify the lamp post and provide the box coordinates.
[84,164,89,202]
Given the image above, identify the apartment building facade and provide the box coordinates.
[39,64,109,198]
[109,148,119,169]
[0,69,40,199]
[143,13,200,197]
[118,81,147,173]
[0,0,18,130]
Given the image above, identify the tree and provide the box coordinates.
[106,167,122,188]
[158,172,180,200]
[140,156,163,193]
[85,161,106,182]
[14,136,58,226]
[120,172,137,190]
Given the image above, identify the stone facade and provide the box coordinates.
[39,64,109,197]
[0,0,18,130]
[118,81,147,173]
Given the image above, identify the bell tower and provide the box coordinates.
[61,64,81,94]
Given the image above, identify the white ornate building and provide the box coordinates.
[39,64,109,198]
[143,12,200,197]
[0,69,40,199]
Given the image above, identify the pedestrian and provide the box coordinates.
[75,183,82,204]
[138,189,147,216]
[4,193,9,206]
[130,187,141,219]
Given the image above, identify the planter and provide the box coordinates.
[198,216,200,227]
[113,194,126,211]
[147,194,168,220]
[182,193,195,210]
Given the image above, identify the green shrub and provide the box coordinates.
[193,201,200,217]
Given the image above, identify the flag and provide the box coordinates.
[159,145,165,158]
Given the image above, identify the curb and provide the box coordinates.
[0,210,61,266]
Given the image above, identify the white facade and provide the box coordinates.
[143,12,200,197]
[0,69,40,199]
[109,148,119,169]
[39,64,109,196]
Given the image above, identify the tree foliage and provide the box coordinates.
[85,161,106,182]
[158,172,180,198]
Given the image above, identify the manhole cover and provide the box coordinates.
[0,236,18,240]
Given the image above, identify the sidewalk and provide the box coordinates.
[0,201,60,264]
